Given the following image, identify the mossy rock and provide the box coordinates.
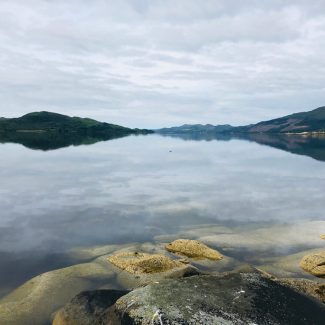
[165,239,223,260]
[300,251,325,278]
[107,252,185,274]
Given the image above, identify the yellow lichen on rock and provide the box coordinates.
[165,239,223,260]
[300,251,325,277]
[107,252,184,274]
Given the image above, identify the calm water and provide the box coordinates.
[0,133,325,297]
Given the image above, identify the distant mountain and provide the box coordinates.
[237,106,325,133]
[157,106,325,134]
[158,124,234,134]
[0,111,153,150]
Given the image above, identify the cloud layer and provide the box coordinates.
[1,0,325,127]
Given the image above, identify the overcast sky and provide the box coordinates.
[0,0,325,128]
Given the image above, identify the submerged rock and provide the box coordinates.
[165,239,223,260]
[0,259,115,325]
[0,242,201,325]
[257,248,325,278]
[107,252,185,274]
[300,251,325,277]
[105,272,325,324]
[53,289,127,325]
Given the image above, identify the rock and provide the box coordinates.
[111,260,200,290]
[258,248,325,278]
[106,272,325,324]
[300,251,325,277]
[320,234,325,240]
[105,246,201,289]
[165,239,223,260]
[278,278,325,304]
[0,242,201,325]
[0,259,115,325]
[107,252,185,274]
[52,289,127,325]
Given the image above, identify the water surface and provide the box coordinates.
[0,133,325,297]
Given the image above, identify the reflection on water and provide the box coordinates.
[159,132,325,162]
[0,133,325,296]
[0,130,134,151]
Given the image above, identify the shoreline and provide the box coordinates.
[0,220,324,324]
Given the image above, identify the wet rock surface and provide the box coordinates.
[165,239,223,260]
[55,272,325,325]
[300,251,325,277]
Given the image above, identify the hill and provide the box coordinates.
[157,106,325,134]
[237,106,325,133]
[0,111,152,136]
[158,124,234,134]
[0,111,153,150]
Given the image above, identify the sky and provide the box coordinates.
[0,0,325,128]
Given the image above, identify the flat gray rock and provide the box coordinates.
[108,272,325,324]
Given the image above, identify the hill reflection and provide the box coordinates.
[158,132,325,162]
[0,131,132,151]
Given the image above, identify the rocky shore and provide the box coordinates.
[53,238,325,324]
[53,271,325,325]
[52,238,325,324]
[1,222,325,324]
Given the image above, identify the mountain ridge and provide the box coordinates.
[157,106,325,134]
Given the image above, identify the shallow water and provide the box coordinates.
[0,133,325,297]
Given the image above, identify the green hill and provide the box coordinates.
[0,111,152,136]
[157,106,325,134]
[0,111,153,150]
[237,106,325,133]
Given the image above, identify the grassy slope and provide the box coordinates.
[240,106,325,133]
[0,111,150,135]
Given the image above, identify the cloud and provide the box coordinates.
[0,0,325,127]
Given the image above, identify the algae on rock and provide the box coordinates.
[300,251,325,278]
[107,252,185,274]
[165,239,223,260]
